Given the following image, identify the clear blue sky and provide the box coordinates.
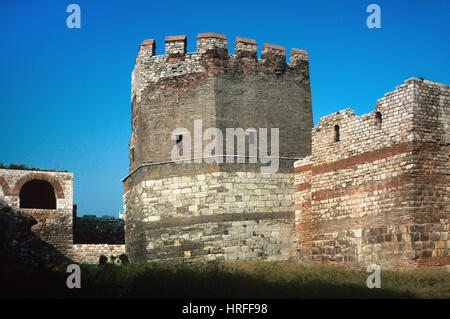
[1,0,449,217]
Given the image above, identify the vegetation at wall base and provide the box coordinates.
[0,261,448,299]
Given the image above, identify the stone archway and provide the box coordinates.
[12,173,64,200]
[19,179,56,209]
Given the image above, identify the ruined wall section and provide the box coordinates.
[408,79,449,266]
[410,80,449,224]
[294,78,449,268]
[0,169,74,260]
[73,215,125,244]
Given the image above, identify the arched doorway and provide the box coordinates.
[19,180,56,209]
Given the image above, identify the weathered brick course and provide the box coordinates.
[294,78,450,268]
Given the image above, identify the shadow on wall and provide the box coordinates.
[0,202,73,279]
[73,215,125,244]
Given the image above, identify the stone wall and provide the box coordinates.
[0,201,72,275]
[74,215,124,244]
[294,78,450,268]
[124,170,296,262]
[0,168,127,265]
[0,203,39,275]
[71,215,126,264]
[0,169,74,258]
[71,244,126,264]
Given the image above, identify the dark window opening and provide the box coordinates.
[375,112,382,129]
[176,134,183,150]
[20,180,56,209]
[334,125,340,142]
[131,147,135,162]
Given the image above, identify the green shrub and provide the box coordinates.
[98,255,108,266]
[1,261,449,298]
[118,254,129,265]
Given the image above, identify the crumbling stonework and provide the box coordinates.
[0,168,74,258]
[0,203,40,275]
[294,78,450,267]
[123,32,313,263]
[0,168,126,264]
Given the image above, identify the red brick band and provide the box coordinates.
[165,35,186,42]
[311,142,418,176]
[294,164,312,174]
[291,48,308,56]
[197,33,227,40]
[140,39,155,46]
[262,43,285,53]
[20,208,61,219]
[235,37,256,45]
[311,174,447,202]
[294,203,311,210]
[294,182,311,192]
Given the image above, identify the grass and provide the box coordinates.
[1,261,448,299]
[0,163,67,172]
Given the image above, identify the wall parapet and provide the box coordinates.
[135,32,308,70]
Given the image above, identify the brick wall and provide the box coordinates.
[128,32,312,172]
[294,78,450,268]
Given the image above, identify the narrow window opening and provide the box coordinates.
[334,125,340,142]
[131,147,135,162]
[375,112,382,129]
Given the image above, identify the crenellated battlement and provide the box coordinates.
[134,32,308,72]
[131,32,311,105]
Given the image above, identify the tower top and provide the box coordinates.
[135,32,308,65]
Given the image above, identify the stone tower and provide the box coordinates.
[122,33,313,263]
